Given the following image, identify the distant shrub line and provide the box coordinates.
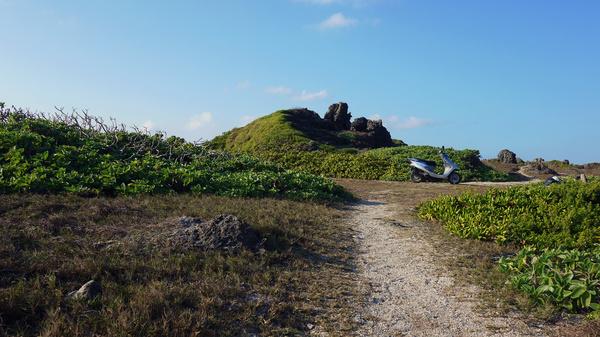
[256,146,511,182]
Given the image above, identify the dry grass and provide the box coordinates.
[0,194,360,337]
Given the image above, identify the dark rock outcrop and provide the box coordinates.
[324,102,352,130]
[285,102,396,149]
[362,119,394,148]
[167,215,262,252]
[350,117,368,132]
[497,149,517,164]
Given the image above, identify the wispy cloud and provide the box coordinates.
[187,112,214,130]
[294,89,329,101]
[318,12,357,29]
[142,120,154,131]
[388,116,433,129]
[265,86,328,101]
[265,86,293,95]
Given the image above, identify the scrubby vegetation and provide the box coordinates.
[260,146,511,182]
[210,109,511,182]
[418,179,600,313]
[0,194,360,336]
[0,104,347,201]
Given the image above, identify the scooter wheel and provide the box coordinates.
[448,172,461,184]
[411,170,424,183]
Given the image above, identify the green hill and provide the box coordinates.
[209,107,511,182]
[211,107,403,152]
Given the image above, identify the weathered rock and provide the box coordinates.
[562,159,570,165]
[364,119,393,148]
[522,159,557,175]
[324,102,352,130]
[497,149,517,164]
[168,215,262,252]
[351,117,368,132]
[580,173,588,183]
[67,280,102,301]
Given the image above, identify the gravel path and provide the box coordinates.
[352,193,547,337]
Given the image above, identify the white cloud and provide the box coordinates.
[294,89,329,101]
[318,12,357,29]
[392,116,433,129]
[187,112,214,130]
[265,86,293,95]
[142,120,154,131]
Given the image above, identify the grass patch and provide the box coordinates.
[0,194,360,336]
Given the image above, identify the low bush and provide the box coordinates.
[418,179,600,314]
[499,247,600,313]
[0,105,347,201]
[260,146,511,182]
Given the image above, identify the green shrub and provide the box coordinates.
[0,107,348,201]
[418,180,600,248]
[258,146,511,182]
[418,180,600,313]
[499,247,600,313]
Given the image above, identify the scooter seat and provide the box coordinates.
[413,158,437,167]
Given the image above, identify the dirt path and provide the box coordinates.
[340,181,547,337]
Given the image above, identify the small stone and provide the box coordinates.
[307,323,315,330]
[580,173,588,183]
[67,280,102,301]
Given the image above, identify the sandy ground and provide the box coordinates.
[340,181,548,337]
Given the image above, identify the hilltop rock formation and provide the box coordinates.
[324,102,352,130]
[351,117,368,132]
[360,119,394,148]
[497,149,517,164]
[283,102,395,149]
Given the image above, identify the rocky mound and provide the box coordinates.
[167,215,262,252]
[286,102,394,149]
[209,101,400,153]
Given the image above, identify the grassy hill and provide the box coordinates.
[210,109,511,182]
[211,108,404,152]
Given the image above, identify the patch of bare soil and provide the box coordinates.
[337,180,576,337]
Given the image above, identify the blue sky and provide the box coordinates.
[1,0,599,163]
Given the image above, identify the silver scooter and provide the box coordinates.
[408,147,461,184]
